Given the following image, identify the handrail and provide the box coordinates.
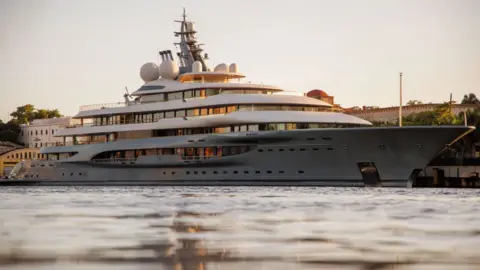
[181,156,215,161]
[91,158,137,163]
[79,102,126,112]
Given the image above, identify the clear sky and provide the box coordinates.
[0,0,479,122]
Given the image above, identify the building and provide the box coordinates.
[0,147,45,177]
[0,117,76,177]
[18,117,76,148]
[346,103,480,123]
[306,89,335,105]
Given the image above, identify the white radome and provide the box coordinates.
[159,59,180,80]
[192,61,202,73]
[140,62,160,82]
[229,63,238,73]
[214,63,228,73]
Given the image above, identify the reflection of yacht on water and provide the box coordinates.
[13,9,474,187]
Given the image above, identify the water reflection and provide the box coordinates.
[0,187,479,270]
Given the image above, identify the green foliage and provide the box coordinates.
[0,122,21,143]
[406,100,423,105]
[461,93,480,105]
[9,104,62,125]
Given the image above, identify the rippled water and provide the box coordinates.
[0,187,479,270]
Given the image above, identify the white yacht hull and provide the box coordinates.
[11,126,474,187]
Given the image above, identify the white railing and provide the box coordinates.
[182,156,215,161]
[91,158,136,164]
[79,102,126,112]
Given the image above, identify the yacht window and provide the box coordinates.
[176,110,186,117]
[286,123,296,130]
[200,108,208,116]
[167,92,183,101]
[219,107,226,114]
[137,85,165,91]
[184,90,193,98]
[165,111,175,118]
[195,89,206,97]
[206,89,220,96]
[248,125,259,131]
[227,106,237,113]
[240,125,248,132]
[153,112,164,121]
[267,124,277,131]
[186,109,195,117]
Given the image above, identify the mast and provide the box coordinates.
[173,8,208,72]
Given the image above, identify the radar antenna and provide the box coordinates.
[173,7,209,72]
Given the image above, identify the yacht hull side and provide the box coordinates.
[11,126,474,187]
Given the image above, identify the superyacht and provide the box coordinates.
[8,10,474,187]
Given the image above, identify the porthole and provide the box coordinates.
[258,149,264,152]
[202,171,206,174]
[306,138,315,141]
[234,171,238,174]
[267,149,273,152]
[213,171,218,174]
[267,170,272,174]
[244,171,249,174]
[313,148,319,151]
[327,148,334,151]
[279,149,284,151]
[322,137,332,140]
[223,171,228,174]
[298,170,304,174]
[163,172,166,175]
[279,171,284,174]
[79,173,82,176]
[289,149,294,151]
[70,173,73,176]
[255,171,260,174]
[300,148,306,151]
[186,171,190,175]
[194,171,198,175]
[172,172,175,175]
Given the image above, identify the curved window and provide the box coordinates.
[137,85,165,91]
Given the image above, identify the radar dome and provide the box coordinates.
[140,62,160,82]
[214,63,228,73]
[229,63,238,73]
[159,60,179,80]
[192,61,202,73]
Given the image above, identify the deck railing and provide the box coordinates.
[91,158,137,164]
[79,102,126,112]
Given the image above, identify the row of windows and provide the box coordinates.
[3,152,46,160]
[21,129,56,136]
[87,104,326,126]
[137,88,273,102]
[53,170,306,178]
[91,146,256,160]
[61,123,362,146]
[58,123,359,148]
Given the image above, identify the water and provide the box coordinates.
[0,187,479,270]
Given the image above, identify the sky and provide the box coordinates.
[0,0,479,122]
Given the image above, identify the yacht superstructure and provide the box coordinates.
[13,9,474,187]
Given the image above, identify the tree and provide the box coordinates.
[406,100,423,106]
[461,93,480,105]
[10,104,36,125]
[9,104,62,125]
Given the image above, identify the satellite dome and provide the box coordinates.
[229,63,238,73]
[140,62,160,82]
[159,60,179,80]
[214,63,228,73]
[192,61,202,73]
